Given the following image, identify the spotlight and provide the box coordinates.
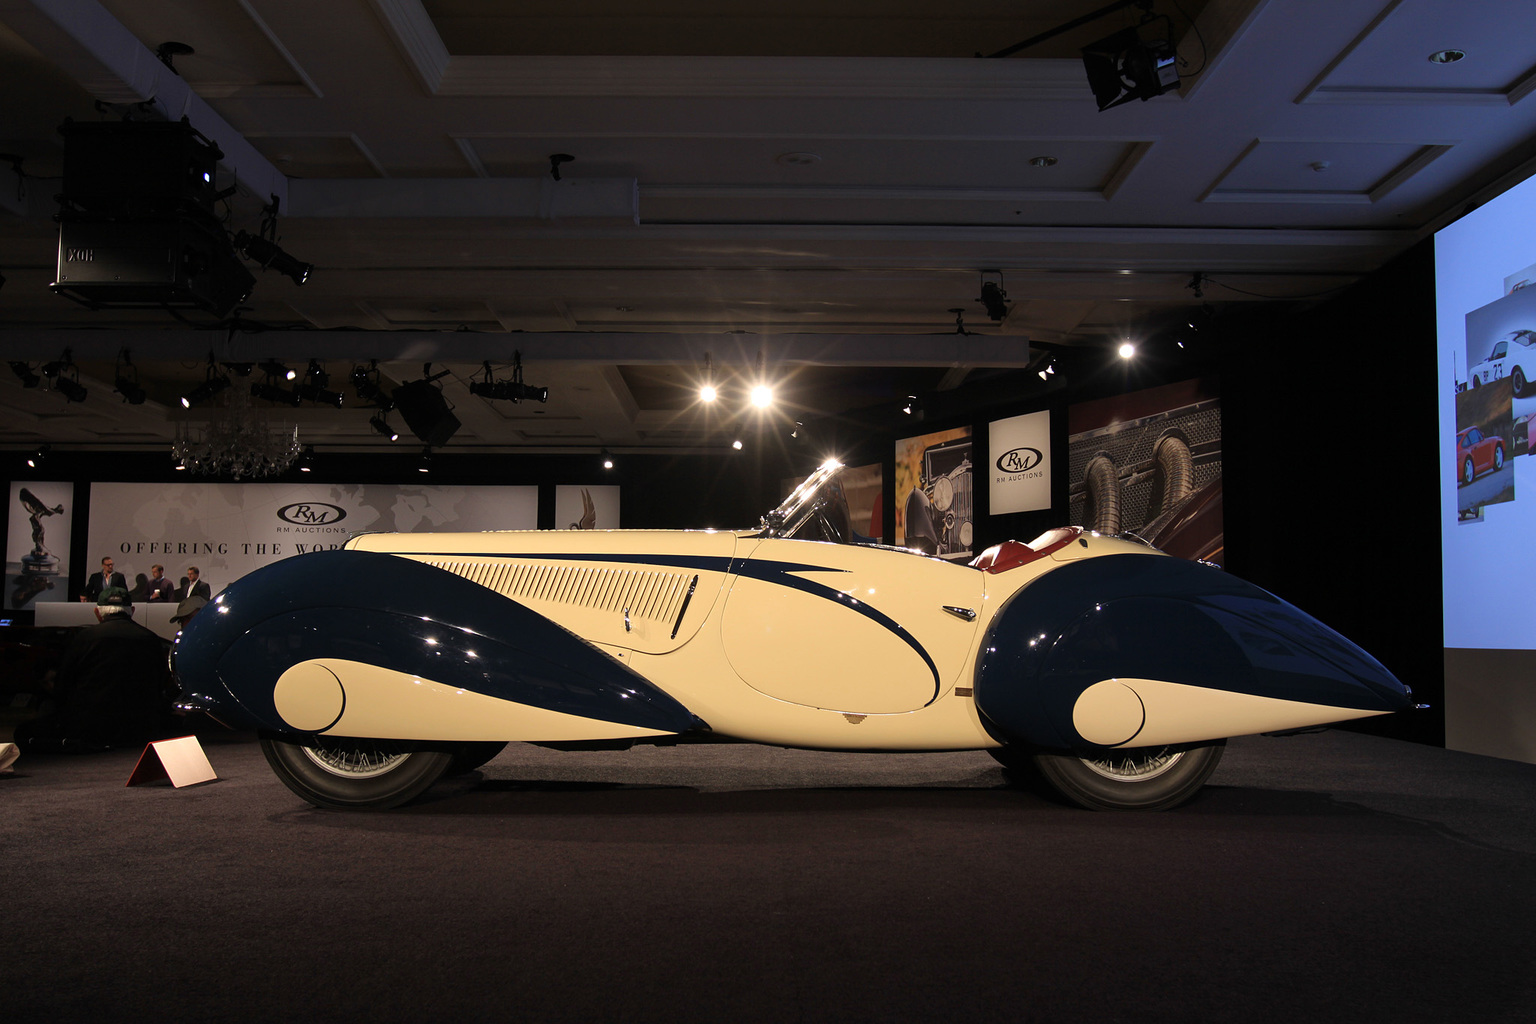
[902,395,921,416]
[114,375,147,405]
[54,375,88,403]
[601,448,614,470]
[417,446,433,473]
[10,362,40,388]
[1081,19,1179,112]
[297,445,315,473]
[259,359,297,381]
[978,277,1010,321]
[470,379,549,403]
[252,381,302,406]
[731,439,744,451]
[26,445,48,468]
[469,356,548,403]
[699,383,718,403]
[181,374,230,408]
[1037,360,1056,381]
[369,413,399,442]
[790,421,803,440]
[352,363,388,406]
[1118,341,1137,359]
[393,369,460,446]
[750,384,773,409]
[234,230,313,286]
[295,383,344,407]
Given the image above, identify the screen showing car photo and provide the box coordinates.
[1437,170,1536,650]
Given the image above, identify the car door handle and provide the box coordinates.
[942,605,976,621]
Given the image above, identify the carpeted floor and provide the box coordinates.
[5,729,1535,1023]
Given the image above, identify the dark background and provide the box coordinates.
[3,241,1443,744]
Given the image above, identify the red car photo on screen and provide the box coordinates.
[1457,426,1505,485]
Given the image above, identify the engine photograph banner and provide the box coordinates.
[86,481,537,597]
[988,410,1051,515]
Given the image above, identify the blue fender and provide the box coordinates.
[173,548,701,738]
[973,553,1412,751]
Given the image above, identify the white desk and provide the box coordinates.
[35,600,186,640]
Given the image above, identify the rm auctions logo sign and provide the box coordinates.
[277,502,348,526]
[995,447,1043,474]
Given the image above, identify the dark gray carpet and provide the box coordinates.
[5,729,1535,1023]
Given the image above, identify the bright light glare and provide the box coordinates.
[699,384,717,403]
[1118,341,1136,359]
[732,439,744,450]
[750,384,773,408]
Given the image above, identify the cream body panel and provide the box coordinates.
[626,615,1000,750]
[348,529,736,655]
[720,538,985,714]
[272,658,673,743]
[1074,677,1390,748]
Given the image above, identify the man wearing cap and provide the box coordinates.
[170,595,206,629]
[16,587,172,751]
[80,556,127,602]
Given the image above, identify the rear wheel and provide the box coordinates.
[992,740,1224,810]
[260,735,456,810]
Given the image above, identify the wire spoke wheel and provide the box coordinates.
[998,739,1226,811]
[260,734,456,810]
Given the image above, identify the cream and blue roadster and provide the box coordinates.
[173,461,1412,811]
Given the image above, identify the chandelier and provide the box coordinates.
[171,383,302,479]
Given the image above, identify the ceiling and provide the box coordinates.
[1,0,1534,458]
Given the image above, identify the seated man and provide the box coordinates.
[16,587,173,751]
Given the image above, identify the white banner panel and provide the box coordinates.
[88,481,537,596]
[6,481,76,610]
[988,410,1052,515]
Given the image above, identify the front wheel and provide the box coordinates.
[260,735,456,810]
[994,740,1225,810]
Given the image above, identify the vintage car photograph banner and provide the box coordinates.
[6,480,76,611]
[86,481,537,597]
[895,426,974,560]
[988,410,1052,516]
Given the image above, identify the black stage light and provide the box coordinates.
[978,280,1009,321]
[114,375,147,404]
[10,362,40,388]
[370,413,399,442]
[222,362,254,376]
[54,375,88,403]
[259,359,297,381]
[26,444,49,468]
[298,445,315,473]
[295,382,344,408]
[468,378,549,403]
[417,447,433,473]
[1081,21,1179,112]
[392,377,460,446]
[352,363,387,405]
[234,230,312,286]
[251,381,302,406]
[180,374,229,408]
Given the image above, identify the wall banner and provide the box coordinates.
[87,481,537,598]
[6,481,76,610]
[988,410,1052,515]
[895,426,974,560]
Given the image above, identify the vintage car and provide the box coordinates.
[1468,329,1536,395]
[172,461,1412,812]
[1457,426,1505,485]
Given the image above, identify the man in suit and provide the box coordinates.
[80,556,127,603]
[178,565,211,602]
